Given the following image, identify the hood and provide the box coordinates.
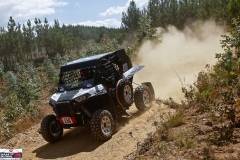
[50,84,107,103]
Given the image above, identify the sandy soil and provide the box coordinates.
[0,104,173,160]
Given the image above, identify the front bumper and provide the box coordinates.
[53,101,74,116]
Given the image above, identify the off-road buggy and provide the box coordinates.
[40,49,155,143]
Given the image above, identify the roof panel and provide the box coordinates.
[60,49,126,72]
[60,51,113,71]
[65,52,111,66]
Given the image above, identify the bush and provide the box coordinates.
[17,65,40,106]
[43,59,58,84]
[0,62,4,79]
[3,92,24,121]
[4,71,17,90]
[0,64,41,141]
[2,64,40,118]
[52,53,70,67]
[182,18,240,144]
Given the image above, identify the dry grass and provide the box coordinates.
[173,130,196,149]
[164,111,185,128]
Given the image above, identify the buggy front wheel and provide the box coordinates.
[90,109,115,141]
[40,114,63,143]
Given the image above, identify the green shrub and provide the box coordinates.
[2,65,40,118]
[43,59,58,84]
[0,64,41,141]
[183,18,240,116]
[0,63,4,79]
[3,92,24,121]
[52,53,70,67]
[181,18,240,145]
[17,78,39,106]
[4,71,17,90]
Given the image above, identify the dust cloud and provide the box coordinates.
[134,21,225,101]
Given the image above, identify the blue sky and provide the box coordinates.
[0,0,148,28]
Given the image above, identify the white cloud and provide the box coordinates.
[77,18,121,28]
[100,6,126,17]
[100,0,149,17]
[0,0,67,24]
[133,0,149,8]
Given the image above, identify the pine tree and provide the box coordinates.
[227,0,240,21]
[148,0,161,27]
[121,0,141,31]
[138,10,155,39]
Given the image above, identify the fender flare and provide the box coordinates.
[123,65,144,80]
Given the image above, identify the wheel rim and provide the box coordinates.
[123,85,132,104]
[49,120,61,137]
[101,116,112,136]
[143,90,151,107]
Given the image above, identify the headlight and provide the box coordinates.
[75,95,86,103]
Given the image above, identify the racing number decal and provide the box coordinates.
[61,117,73,124]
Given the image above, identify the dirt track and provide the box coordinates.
[0,104,173,160]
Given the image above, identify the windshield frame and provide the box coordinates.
[58,67,95,91]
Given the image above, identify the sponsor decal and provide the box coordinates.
[0,149,22,160]
[60,117,77,125]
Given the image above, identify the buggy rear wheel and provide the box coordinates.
[116,79,133,108]
[134,85,153,111]
[142,82,155,101]
[40,114,63,143]
[90,109,115,141]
